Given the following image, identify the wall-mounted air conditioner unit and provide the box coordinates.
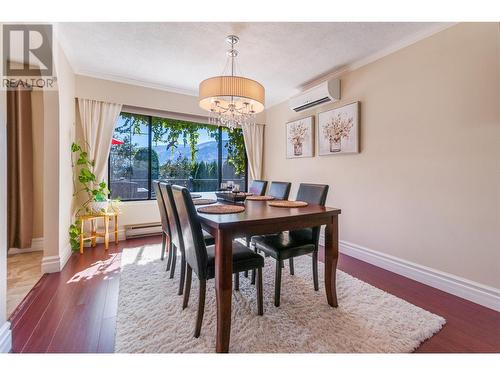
[289,79,340,112]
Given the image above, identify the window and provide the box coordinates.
[108,112,247,201]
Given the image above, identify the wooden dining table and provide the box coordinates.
[196,192,341,353]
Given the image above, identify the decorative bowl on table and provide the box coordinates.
[214,191,247,203]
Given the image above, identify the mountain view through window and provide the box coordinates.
[108,112,247,200]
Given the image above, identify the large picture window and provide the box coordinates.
[108,112,247,201]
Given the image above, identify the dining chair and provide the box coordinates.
[160,182,215,295]
[251,183,329,307]
[248,180,268,196]
[245,181,292,281]
[267,181,292,200]
[153,181,172,267]
[172,185,264,338]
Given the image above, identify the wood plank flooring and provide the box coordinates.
[7,251,43,316]
[8,235,500,353]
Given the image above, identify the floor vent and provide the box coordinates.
[125,222,162,239]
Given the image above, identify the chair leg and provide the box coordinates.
[178,255,186,295]
[251,269,256,285]
[169,244,177,279]
[182,265,192,309]
[280,260,285,268]
[194,279,206,338]
[244,270,248,278]
[234,273,239,291]
[274,260,282,307]
[289,258,295,275]
[257,267,263,316]
[246,235,251,247]
[160,232,166,261]
[312,251,319,291]
[166,238,173,271]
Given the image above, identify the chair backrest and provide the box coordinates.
[249,180,268,196]
[171,185,209,279]
[296,183,329,206]
[159,183,182,252]
[296,183,329,248]
[268,181,292,200]
[153,181,169,235]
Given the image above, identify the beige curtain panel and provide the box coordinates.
[7,85,34,249]
[241,123,265,181]
[77,98,123,185]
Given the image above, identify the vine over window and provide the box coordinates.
[108,112,247,200]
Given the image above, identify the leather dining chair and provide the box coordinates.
[160,182,215,296]
[248,180,268,196]
[153,181,172,266]
[267,181,292,201]
[172,185,264,338]
[251,183,329,307]
[247,181,293,283]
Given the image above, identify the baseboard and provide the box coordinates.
[41,243,72,273]
[8,237,44,254]
[0,321,12,353]
[319,235,500,312]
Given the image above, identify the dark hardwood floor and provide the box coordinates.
[9,235,500,353]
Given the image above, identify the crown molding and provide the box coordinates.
[300,22,457,91]
[75,70,199,97]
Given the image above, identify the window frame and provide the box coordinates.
[108,112,248,201]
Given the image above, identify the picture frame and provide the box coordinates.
[286,116,314,158]
[317,102,359,155]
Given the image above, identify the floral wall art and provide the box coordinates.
[318,102,359,155]
[286,116,314,158]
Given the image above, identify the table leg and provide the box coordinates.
[79,219,84,254]
[104,215,110,251]
[215,228,233,353]
[324,215,339,307]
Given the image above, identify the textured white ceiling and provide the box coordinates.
[57,22,449,106]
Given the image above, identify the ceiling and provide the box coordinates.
[57,22,450,106]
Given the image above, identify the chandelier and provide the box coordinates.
[198,35,265,131]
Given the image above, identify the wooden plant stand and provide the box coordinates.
[79,212,119,254]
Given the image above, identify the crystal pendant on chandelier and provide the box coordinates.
[199,35,265,131]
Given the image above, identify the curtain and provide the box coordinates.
[7,85,33,249]
[241,123,265,180]
[77,98,122,184]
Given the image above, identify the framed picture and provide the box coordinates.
[286,116,314,158]
[318,102,359,155]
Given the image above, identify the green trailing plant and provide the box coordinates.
[119,113,246,177]
[68,141,111,251]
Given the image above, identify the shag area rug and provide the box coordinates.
[115,244,445,353]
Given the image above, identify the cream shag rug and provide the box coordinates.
[115,244,445,353]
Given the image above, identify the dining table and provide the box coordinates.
[196,192,342,353]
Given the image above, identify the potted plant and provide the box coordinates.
[69,142,114,251]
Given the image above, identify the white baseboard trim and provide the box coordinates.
[0,321,12,353]
[320,235,500,312]
[41,243,72,273]
[8,237,44,254]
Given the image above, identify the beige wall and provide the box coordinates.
[42,37,76,272]
[263,23,500,289]
[31,91,44,239]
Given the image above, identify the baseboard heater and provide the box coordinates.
[125,222,162,239]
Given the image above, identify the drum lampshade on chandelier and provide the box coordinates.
[198,35,265,130]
